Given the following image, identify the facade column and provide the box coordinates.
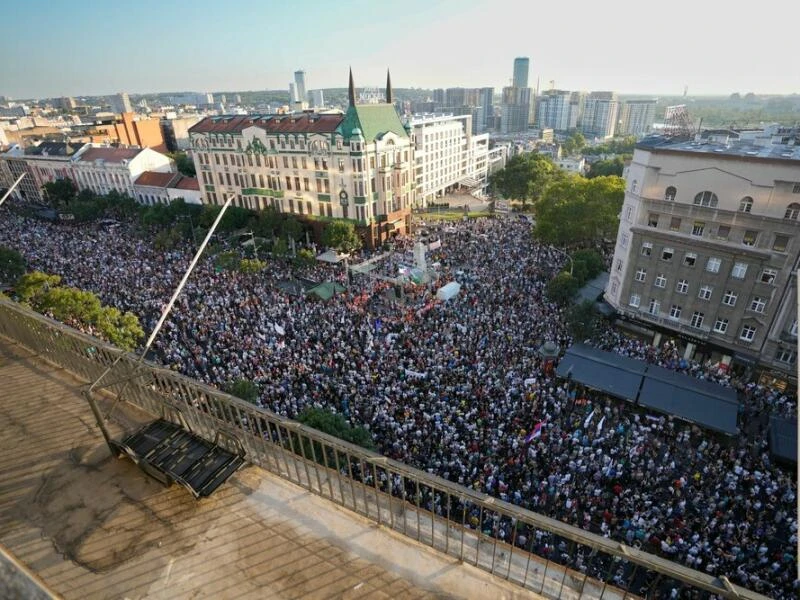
[653,332,662,347]
[683,342,695,360]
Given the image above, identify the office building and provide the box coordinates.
[109,92,133,115]
[288,83,297,104]
[619,99,658,137]
[535,89,572,131]
[479,88,494,128]
[407,113,489,207]
[294,70,308,104]
[310,89,325,108]
[605,135,800,385]
[500,86,532,134]
[513,57,530,88]
[581,91,618,139]
[188,70,414,247]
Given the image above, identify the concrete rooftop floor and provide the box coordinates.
[0,338,542,600]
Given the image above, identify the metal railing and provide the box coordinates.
[0,299,771,600]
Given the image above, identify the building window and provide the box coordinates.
[629,294,641,308]
[706,257,721,273]
[661,247,673,261]
[624,205,633,220]
[620,232,629,249]
[338,159,345,172]
[692,222,705,236]
[294,177,301,190]
[669,216,681,231]
[285,176,292,190]
[772,234,789,252]
[648,213,659,227]
[640,242,653,256]
[610,280,619,295]
[722,290,738,306]
[784,203,800,220]
[635,268,647,282]
[694,191,718,207]
[669,305,682,320]
[683,253,697,267]
[654,274,667,288]
[740,325,756,342]
[760,268,777,284]
[690,311,705,329]
[615,259,623,272]
[742,230,758,246]
[739,197,753,213]
[713,318,729,334]
[647,298,660,315]
[731,262,748,279]
[676,279,689,294]
[283,157,289,168]
[776,349,796,364]
[698,285,713,300]
[292,157,298,169]
[664,186,676,201]
[749,297,766,313]
[716,225,730,240]
[790,320,798,337]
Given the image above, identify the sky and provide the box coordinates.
[2,0,799,100]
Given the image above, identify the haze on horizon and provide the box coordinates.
[2,0,798,100]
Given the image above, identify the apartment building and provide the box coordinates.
[72,146,175,198]
[24,142,88,193]
[188,70,414,247]
[133,171,201,205]
[408,113,489,207]
[581,91,619,140]
[619,100,657,137]
[535,90,573,132]
[605,135,800,386]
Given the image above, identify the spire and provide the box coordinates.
[385,69,393,104]
[348,67,356,107]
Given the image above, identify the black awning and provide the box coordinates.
[556,344,645,402]
[769,416,798,463]
[644,364,738,404]
[638,378,739,435]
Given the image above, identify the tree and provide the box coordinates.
[296,407,375,451]
[224,379,259,404]
[322,221,361,253]
[571,249,604,282]
[39,286,102,324]
[96,307,144,351]
[534,175,624,246]
[42,178,77,208]
[167,152,196,177]
[489,153,556,209]
[0,245,25,284]
[562,132,586,156]
[587,157,624,178]
[566,300,598,341]
[15,271,62,305]
[239,258,265,273]
[545,272,580,305]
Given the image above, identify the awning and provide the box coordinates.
[316,250,347,264]
[639,377,739,435]
[769,416,798,463]
[306,281,346,301]
[555,344,647,402]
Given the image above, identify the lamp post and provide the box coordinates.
[548,245,573,276]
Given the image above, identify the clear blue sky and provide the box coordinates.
[2,0,798,99]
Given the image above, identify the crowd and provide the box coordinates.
[0,208,796,598]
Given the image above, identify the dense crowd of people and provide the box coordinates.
[0,207,796,598]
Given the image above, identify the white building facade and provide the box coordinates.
[606,136,800,385]
[408,113,489,207]
[619,100,657,137]
[581,92,619,139]
[72,146,175,198]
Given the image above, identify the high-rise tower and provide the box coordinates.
[294,70,307,104]
[513,57,529,89]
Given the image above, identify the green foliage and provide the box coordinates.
[281,215,305,241]
[224,379,259,404]
[294,248,316,267]
[214,251,240,271]
[546,271,580,305]
[239,258,265,273]
[562,132,586,156]
[0,245,26,283]
[566,300,598,341]
[296,407,375,451]
[571,249,604,284]
[587,157,625,178]
[16,271,62,304]
[43,178,77,207]
[167,151,196,177]
[322,221,361,253]
[272,238,288,256]
[490,153,556,208]
[534,175,625,246]
[39,286,102,324]
[153,228,182,250]
[96,307,144,351]
[582,136,637,156]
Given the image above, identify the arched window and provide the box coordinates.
[693,191,718,207]
[665,186,677,201]
[785,203,800,220]
[739,196,753,213]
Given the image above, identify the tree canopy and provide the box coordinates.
[587,157,625,179]
[0,245,26,284]
[534,175,625,246]
[168,151,196,177]
[322,221,361,253]
[296,407,375,450]
[489,153,557,208]
[224,378,259,403]
[582,136,637,156]
[43,178,77,208]
[561,132,586,156]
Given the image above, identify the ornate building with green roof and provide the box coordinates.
[188,69,414,247]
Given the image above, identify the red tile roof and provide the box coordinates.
[171,175,199,191]
[189,113,344,135]
[78,147,142,163]
[134,171,177,187]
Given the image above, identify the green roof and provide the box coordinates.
[338,104,408,142]
[306,281,347,301]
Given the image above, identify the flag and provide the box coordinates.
[583,409,595,430]
[524,421,545,443]
[597,416,606,434]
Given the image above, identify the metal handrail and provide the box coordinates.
[0,299,774,600]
